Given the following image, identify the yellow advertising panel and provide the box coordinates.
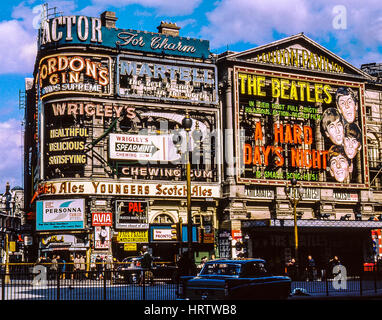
[9,241,16,252]
[124,243,137,251]
[117,230,148,243]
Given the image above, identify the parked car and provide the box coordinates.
[178,259,291,300]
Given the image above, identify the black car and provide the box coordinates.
[178,259,291,300]
[114,257,142,283]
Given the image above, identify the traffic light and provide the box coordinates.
[171,224,178,240]
[198,227,204,243]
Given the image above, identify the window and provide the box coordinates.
[240,262,269,277]
[153,214,174,224]
[367,134,380,168]
[200,263,241,276]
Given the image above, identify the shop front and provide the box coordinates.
[242,219,382,276]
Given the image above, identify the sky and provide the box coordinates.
[0,0,382,193]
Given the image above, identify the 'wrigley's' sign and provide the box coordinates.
[39,16,211,59]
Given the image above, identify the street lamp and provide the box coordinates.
[181,111,193,267]
[285,178,304,272]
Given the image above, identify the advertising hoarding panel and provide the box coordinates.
[234,67,368,188]
[38,53,112,99]
[36,199,85,231]
[39,16,211,60]
[43,101,219,183]
[116,55,217,105]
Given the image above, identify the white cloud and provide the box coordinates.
[0,19,36,74]
[90,0,202,16]
[0,118,23,190]
[201,0,382,67]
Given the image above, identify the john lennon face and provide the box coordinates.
[329,154,352,183]
[326,119,344,145]
[344,136,361,159]
[338,94,357,123]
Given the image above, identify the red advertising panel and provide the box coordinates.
[234,67,368,188]
[92,212,113,226]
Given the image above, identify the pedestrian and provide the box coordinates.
[79,255,86,280]
[50,255,58,280]
[176,251,197,283]
[197,256,208,273]
[328,255,341,279]
[73,255,81,280]
[68,254,74,279]
[139,246,153,286]
[306,255,316,281]
[61,257,66,279]
[105,255,113,280]
[286,258,298,280]
[90,257,96,279]
[95,255,103,280]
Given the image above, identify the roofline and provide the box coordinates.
[218,33,373,80]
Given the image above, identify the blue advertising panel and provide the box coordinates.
[36,199,85,231]
[39,16,211,59]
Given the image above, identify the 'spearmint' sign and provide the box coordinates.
[109,133,171,161]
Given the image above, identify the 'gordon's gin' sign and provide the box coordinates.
[38,53,112,98]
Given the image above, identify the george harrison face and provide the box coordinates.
[344,136,361,159]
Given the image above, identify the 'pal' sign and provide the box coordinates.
[92,212,112,226]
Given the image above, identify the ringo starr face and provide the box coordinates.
[329,154,351,182]
[326,119,344,145]
[338,94,357,123]
[344,136,361,159]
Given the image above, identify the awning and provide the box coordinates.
[242,219,382,229]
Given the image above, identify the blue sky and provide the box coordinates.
[0,0,382,193]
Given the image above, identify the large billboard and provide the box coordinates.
[36,199,85,231]
[39,16,211,60]
[38,53,112,99]
[116,55,217,105]
[43,101,220,182]
[234,67,368,188]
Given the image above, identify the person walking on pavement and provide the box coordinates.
[79,255,86,280]
[307,255,317,281]
[50,255,58,280]
[286,258,298,281]
[328,255,341,279]
[73,254,81,280]
[95,255,103,280]
[139,246,153,286]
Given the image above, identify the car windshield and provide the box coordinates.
[200,263,241,276]
[240,262,269,277]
